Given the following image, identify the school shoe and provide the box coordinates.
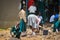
[56,29,59,33]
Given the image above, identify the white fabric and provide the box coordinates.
[18,3,21,10]
[28,14,41,28]
[49,15,55,22]
[28,6,37,13]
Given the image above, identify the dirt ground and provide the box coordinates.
[0,23,60,40]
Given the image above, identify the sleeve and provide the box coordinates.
[36,16,41,24]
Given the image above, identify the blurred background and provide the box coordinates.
[0,0,20,28]
[0,0,59,28]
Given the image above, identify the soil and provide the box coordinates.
[0,23,60,40]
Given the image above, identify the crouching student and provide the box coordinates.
[10,22,21,39]
[28,13,41,36]
[53,13,59,32]
[18,7,27,37]
[53,20,60,33]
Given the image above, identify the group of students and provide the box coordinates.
[10,0,39,39]
[10,1,60,39]
[50,13,60,32]
[10,5,43,39]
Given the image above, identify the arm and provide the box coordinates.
[36,16,41,24]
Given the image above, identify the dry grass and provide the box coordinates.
[0,23,60,40]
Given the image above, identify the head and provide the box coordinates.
[22,6,26,11]
[35,11,39,16]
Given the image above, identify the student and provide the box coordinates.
[53,13,59,32]
[28,13,41,36]
[18,7,27,37]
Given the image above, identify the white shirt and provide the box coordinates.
[28,14,41,28]
[50,15,55,22]
[28,6,37,13]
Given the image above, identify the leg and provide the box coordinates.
[16,32,21,39]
